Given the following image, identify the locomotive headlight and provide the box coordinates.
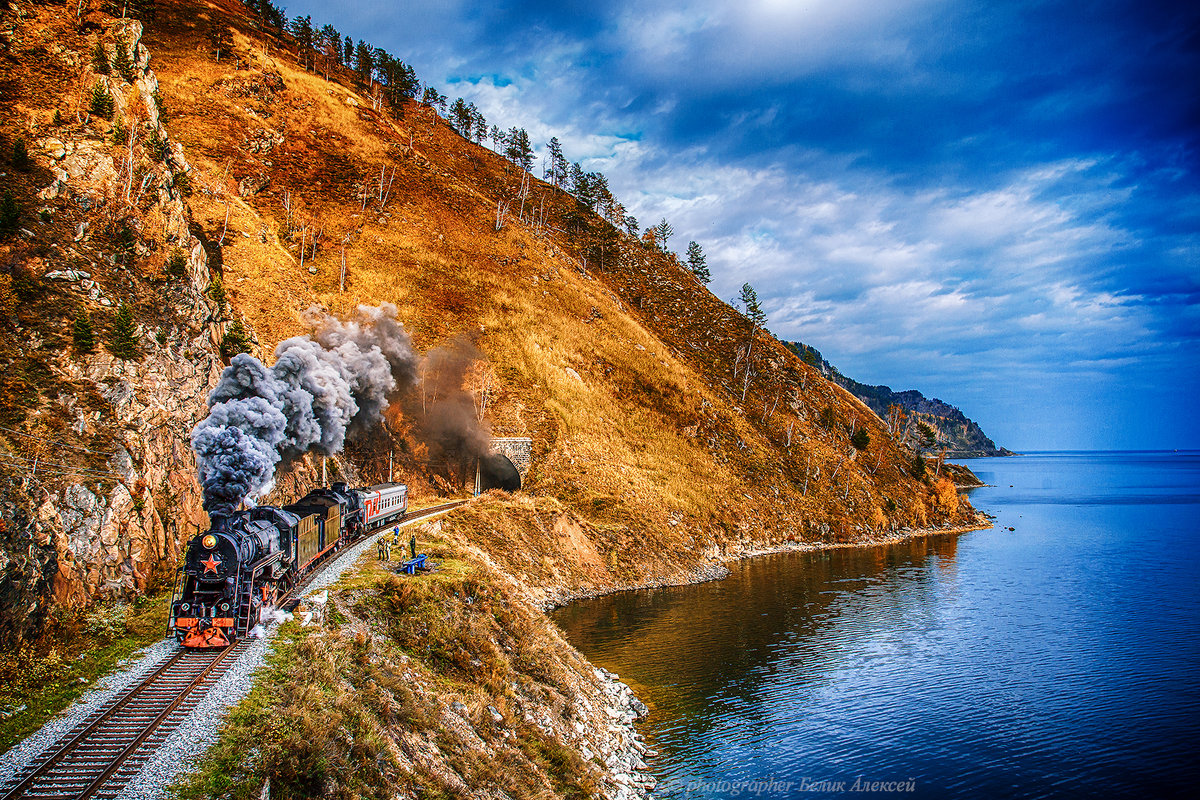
[181,603,190,611]
[202,534,217,549]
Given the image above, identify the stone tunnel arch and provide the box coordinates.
[478,437,532,494]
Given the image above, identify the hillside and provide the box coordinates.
[787,341,1014,458]
[0,1,988,793]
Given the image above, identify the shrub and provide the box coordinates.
[110,116,126,145]
[84,603,129,638]
[108,302,139,360]
[72,311,96,354]
[52,108,64,126]
[146,131,169,162]
[172,169,191,197]
[89,81,114,119]
[91,40,110,74]
[113,222,136,266]
[11,137,30,171]
[166,249,187,278]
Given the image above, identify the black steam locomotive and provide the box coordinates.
[170,481,408,648]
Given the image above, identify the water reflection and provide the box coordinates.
[554,453,1200,799]
[556,536,965,782]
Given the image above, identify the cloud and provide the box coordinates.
[279,0,1200,448]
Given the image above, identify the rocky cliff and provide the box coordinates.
[0,13,231,642]
[1,1,985,651]
[786,341,1014,458]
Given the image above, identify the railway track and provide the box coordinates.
[1,499,468,800]
[0,642,250,800]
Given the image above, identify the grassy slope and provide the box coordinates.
[174,529,604,800]
[145,0,983,597]
[1,0,987,786]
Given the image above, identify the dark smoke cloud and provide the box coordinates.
[414,335,492,468]
[191,303,417,516]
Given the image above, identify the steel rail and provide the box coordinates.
[76,643,248,800]
[0,649,198,800]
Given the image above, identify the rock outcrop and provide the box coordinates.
[0,15,222,643]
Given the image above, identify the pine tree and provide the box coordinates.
[110,35,134,81]
[151,89,167,121]
[92,40,111,74]
[0,189,20,238]
[851,428,871,450]
[220,319,252,359]
[289,15,314,70]
[569,163,592,205]
[72,311,96,354]
[90,81,115,119]
[11,137,29,171]
[739,282,766,329]
[504,128,534,171]
[546,137,567,186]
[108,302,139,360]
[317,24,340,73]
[653,218,674,251]
[591,172,612,215]
[354,40,374,86]
[207,275,227,311]
[206,21,232,62]
[686,241,711,283]
[449,98,473,137]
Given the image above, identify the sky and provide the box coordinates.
[281,0,1199,451]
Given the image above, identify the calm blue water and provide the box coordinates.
[554,452,1200,798]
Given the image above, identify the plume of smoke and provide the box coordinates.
[191,304,416,516]
[413,335,492,479]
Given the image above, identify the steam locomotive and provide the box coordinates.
[169,481,409,648]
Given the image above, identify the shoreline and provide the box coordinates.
[544,516,994,611]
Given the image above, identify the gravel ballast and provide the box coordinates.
[0,637,180,785]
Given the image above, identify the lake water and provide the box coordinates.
[554,452,1200,798]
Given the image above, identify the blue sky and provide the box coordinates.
[282,0,1199,450]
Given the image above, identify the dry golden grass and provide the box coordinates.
[136,0,987,576]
